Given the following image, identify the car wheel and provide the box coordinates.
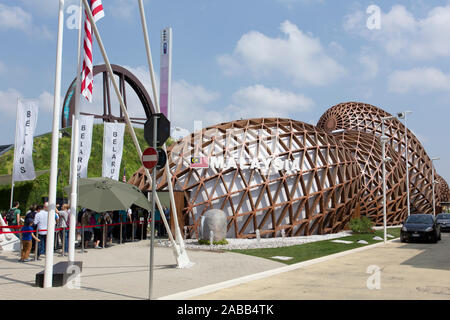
[400,236,406,243]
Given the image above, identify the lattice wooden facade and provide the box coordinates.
[436,174,449,213]
[331,130,407,225]
[317,102,434,214]
[129,118,362,238]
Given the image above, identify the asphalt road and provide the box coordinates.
[192,233,450,300]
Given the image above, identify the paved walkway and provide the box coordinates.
[0,240,283,300]
[2,234,449,300]
[191,234,450,300]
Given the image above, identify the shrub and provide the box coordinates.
[349,216,374,234]
[198,238,229,245]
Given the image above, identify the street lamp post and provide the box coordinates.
[431,157,440,217]
[381,116,396,244]
[397,111,413,217]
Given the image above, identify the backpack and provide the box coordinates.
[5,208,16,225]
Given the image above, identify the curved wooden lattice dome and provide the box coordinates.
[130,118,362,238]
[317,102,434,214]
[435,174,449,213]
[331,130,407,225]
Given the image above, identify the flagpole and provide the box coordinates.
[10,97,20,209]
[68,0,83,263]
[44,0,65,288]
[137,0,190,265]
[81,0,187,267]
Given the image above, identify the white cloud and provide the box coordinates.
[0,3,52,39]
[88,66,314,135]
[0,88,22,116]
[388,67,450,94]
[38,91,56,113]
[0,89,55,118]
[108,0,139,20]
[0,4,32,32]
[344,4,450,60]
[227,85,314,119]
[19,0,78,17]
[218,20,346,86]
[171,80,223,129]
[358,52,378,79]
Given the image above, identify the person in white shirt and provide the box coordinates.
[34,203,59,259]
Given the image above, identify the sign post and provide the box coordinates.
[149,114,159,300]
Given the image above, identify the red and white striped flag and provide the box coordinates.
[81,0,105,102]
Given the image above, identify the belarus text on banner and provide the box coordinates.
[13,100,39,182]
[102,122,125,180]
[77,115,94,178]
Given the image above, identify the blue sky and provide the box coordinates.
[0,0,449,182]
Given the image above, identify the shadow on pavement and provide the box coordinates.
[397,233,450,271]
[0,274,36,287]
[80,285,145,300]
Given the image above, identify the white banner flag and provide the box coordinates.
[102,122,125,180]
[13,99,39,182]
[77,115,94,178]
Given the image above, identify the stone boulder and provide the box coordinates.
[200,209,227,241]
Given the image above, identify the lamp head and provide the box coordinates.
[397,111,413,119]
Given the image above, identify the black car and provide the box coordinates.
[400,214,441,243]
[436,213,450,232]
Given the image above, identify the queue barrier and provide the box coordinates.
[0,220,154,234]
[1,219,155,260]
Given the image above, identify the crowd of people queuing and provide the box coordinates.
[1,201,171,263]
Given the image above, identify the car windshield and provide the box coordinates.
[436,213,450,220]
[406,215,433,224]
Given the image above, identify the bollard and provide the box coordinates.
[103,223,107,248]
[19,231,23,260]
[120,222,123,244]
[54,230,58,251]
[281,229,285,244]
[256,229,261,242]
[81,223,84,254]
[34,230,38,261]
[62,227,66,256]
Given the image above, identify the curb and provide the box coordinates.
[157,238,399,300]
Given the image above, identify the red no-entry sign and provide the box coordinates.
[142,147,158,169]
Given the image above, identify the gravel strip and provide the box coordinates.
[155,231,353,251]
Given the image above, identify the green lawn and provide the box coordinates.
[230,227,401,265]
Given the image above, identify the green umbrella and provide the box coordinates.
[64,177,150,212]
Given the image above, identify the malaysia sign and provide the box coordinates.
[187,156,303,174]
